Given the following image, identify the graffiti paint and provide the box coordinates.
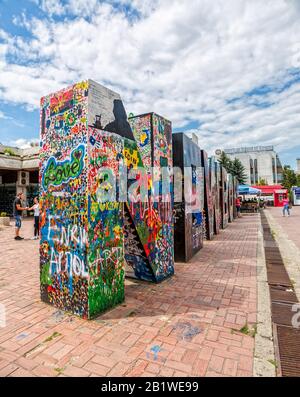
[220,166,229,229]
[125,113,174,282]
[209,156,221,235]
[128,114,152,172]
[87,128,125,317]
[40,80,125,319]
[233,176,239,219]
[42,145,85,190]
[227,173,234,223]
[201,150,214,240]
[88,80,133,140]
[172,133,204,262]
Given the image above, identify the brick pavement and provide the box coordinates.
[267,206,300,250]
[0,215,259,377]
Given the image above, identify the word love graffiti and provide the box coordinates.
[42,144,85,190]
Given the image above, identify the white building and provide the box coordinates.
[296,159,300,175]
[223,146,283,186]
[0,144,39,215]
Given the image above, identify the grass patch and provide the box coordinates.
[23,331,62,358]
[54,367,64,374]
[238,323,257,338]
[126,309,137,317]
[43,331,61,343]
[268,359,278,368]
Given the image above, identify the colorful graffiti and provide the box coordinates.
[42,145,85,190]
[40,80,125,319]
[232,176,239,219]
[172,133,204,262]
[87,128,125,317]
[128,114,152,172]
[40,78,240,317]
[220,166,229,229]
[201,150,214,240]
[209,157,221,235]
[125,113,174,282]
[227,173,234,223]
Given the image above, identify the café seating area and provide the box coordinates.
[241,199,260,213]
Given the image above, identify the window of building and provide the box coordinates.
[250,159,254,184]
[254,159,258,184]
[272,157,276,184]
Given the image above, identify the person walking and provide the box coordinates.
[28,197,40,240]
[13,192,28,240]
[235,196,242,218]
[282,197,290,217]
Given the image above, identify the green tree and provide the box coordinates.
[218,151,233,174]
[282,165,297,192]
[296,174,300,187]
[257,178,267,186]
[231,158,248,184]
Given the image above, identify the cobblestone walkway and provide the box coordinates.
[0,215,259,377]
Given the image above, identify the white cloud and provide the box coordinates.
[5,138,39,149]
[34,0,158,17]
[0,0,300,160]
[0,110,11,120]
[36,0,65,16]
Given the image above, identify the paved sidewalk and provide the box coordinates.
[267,206,300,250]
[265,206,300,302]
[0,216,259,377]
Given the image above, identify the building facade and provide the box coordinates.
[0,144,39,215]
[296,159,300,175]
[223,146,283,185]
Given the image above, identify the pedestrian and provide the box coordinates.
[235,196,242,218]
[28,197,40,240]
[13,192,28,240]
[282,197,290,217]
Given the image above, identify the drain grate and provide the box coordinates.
[267,268,292,287]
[275,325,300,377]
[266,260,285,265]
[272,302,297,326]
[270,286,298,304]
[261,211,300,376]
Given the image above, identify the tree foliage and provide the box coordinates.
[231,158,248,184]
[218,152,247,184]
[282,165,297,192]
[218,151,232,173]
[257,178,267,186]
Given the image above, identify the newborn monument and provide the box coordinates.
[40,80,174,318]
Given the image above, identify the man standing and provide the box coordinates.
[235,196,242,218]
[13,192,28,240]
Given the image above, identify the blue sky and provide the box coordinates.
[0,0,38,143]
[0,0,299,169]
